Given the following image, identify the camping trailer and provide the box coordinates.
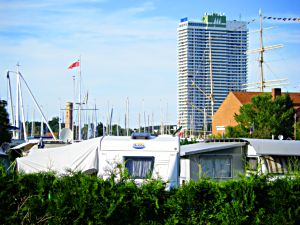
[98,134,180,189]
[17,134,180,189]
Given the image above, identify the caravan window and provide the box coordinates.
[199,156,232,178]
[124,157,154,179]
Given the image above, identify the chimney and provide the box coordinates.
[65,102,73,130]
[272,88,281,101]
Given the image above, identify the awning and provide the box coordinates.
[263,155,300,174]
[244,139,300,156]
[181,142,246,156]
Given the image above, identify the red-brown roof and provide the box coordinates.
[231,91,300,108]
[231,92,262,105]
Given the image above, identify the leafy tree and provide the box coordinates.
[226,93,295,139]
[0,100,11,145]
[225,125,248,138]
[96,122,106,136]
[295,121,300,140]
[95,122,134,137]
[48,116,59,133]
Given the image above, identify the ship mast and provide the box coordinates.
[246,9,286,91]
[259,10,264,92]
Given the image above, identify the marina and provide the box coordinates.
[1,1,300,223]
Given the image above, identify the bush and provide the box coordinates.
[0,166,300,224]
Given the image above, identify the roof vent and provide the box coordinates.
[131,132,151,140]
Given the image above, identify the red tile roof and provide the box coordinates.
[231,91,300,108]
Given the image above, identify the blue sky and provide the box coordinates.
[1,0,300,128]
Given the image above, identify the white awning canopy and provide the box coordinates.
[244,139,300,156]
[180,142,246,156]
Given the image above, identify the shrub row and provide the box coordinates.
[0,167,300,224]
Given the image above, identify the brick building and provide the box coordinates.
[212,88,300,135]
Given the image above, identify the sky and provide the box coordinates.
[1,0,300,129]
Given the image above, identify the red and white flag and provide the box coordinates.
[68,60,80,69]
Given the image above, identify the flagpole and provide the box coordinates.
[78,56,82,141]
[72,74,75,142]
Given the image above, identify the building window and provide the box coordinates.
[124,157,154,179]
[199,156,232,178]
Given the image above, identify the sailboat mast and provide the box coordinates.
[15,63,28,141]
[15,64,20,139]
[58,100,61,137]
[78,57,82,141]
[31,109,35,137]
[93,103,97,138]
[40,109,44,137]
[18,74,28,141]
[126,97,129,136]
[7,72,15,128]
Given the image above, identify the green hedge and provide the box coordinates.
[1,166,300,224]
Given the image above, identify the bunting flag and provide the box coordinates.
[233,18,256,31]
[247,18,256,24]
[68,60,80,69]
[263,16,300,22]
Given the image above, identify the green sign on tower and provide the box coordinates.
[202,13,226,27]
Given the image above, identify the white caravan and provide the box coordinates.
[98,134,180,189]
[17,134,180,189]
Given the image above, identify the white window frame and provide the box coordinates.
[124,156,155,179]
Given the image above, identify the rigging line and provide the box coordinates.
[273,48,289,66]
[264,61,281,79]
[263,61,289,92]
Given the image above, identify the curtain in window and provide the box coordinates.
[247,157,258,171]
[199,157,231,178]
[199,158,214,177]
[125,157,153,179]
[215,158,231,178]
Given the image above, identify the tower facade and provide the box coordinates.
[65,102,73,130]
[177,13,248,136]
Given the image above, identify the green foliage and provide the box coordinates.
[96,122,134,137]
[296,121,300,140]
[225,125,248,138]
[165,179,221,224]
[1,166,300,224]
[48,117,59,133]
[0,100,11,145]
[226,93,295,139]
[180,138,198,145]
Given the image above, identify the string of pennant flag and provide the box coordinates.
[263,16,300,22]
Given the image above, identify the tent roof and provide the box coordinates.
[180,142,246,156]
[244,138,300,156]
[17,137,102,174]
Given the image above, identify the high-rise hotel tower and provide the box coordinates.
[177,13,248,135]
